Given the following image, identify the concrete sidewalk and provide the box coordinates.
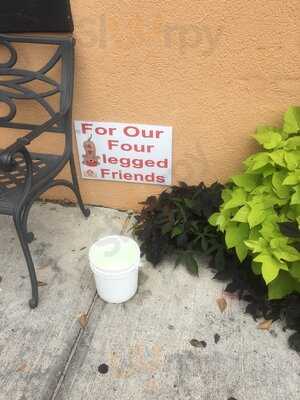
[0,203,299,400]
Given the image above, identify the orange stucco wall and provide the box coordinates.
[1,1,300,210]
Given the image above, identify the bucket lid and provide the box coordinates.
[89,235,140,273]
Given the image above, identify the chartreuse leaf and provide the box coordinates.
[271,239,300,263]
[283,170,300,185]
[264,212,281,224]
[232,205,250,223]
[284,136,300,150]
[231,174,260,192]
[236,241,248,261]
[251,184,271,195]
[286,204,300,220]
[259,193,285,208]
[283,106,300,134]
[248,225,261,241]
[270,150,286,167]
[254,254,281,284]
[268,271,297,299]
[272,171,290,199]
[223,188,247,210]
[290,261,300,280]
[254,126,282,149]
[245,152,271,171]
[262,165,276,177]
[291,185,300,205]
[285,151,300,171]
[225,223,249,249]
[208,213,220,227]
[260,221,280,241]
[215,215,228,232]
[245,237,268,253]
[221,188,233,203]
[247,205,267,228]
[209,210,232,231]
[273,250,299,264]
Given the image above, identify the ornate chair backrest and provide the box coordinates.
[0,35,74,136]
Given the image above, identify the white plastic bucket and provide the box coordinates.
[89,235,141,303]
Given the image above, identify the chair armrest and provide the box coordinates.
[0,139,28,171]
[0,111,66,171]
[0,145,34,207]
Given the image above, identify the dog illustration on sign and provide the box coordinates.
[82,135,100,167]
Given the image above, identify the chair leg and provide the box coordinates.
[21,205,35,243]
[70,156,90,218]
[13,213,39,309]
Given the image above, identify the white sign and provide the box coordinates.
[75,121,173,186]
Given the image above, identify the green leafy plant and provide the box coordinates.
[134,182,229,275]
[210,106,300,299]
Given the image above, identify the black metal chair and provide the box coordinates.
[0,35,90,308]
